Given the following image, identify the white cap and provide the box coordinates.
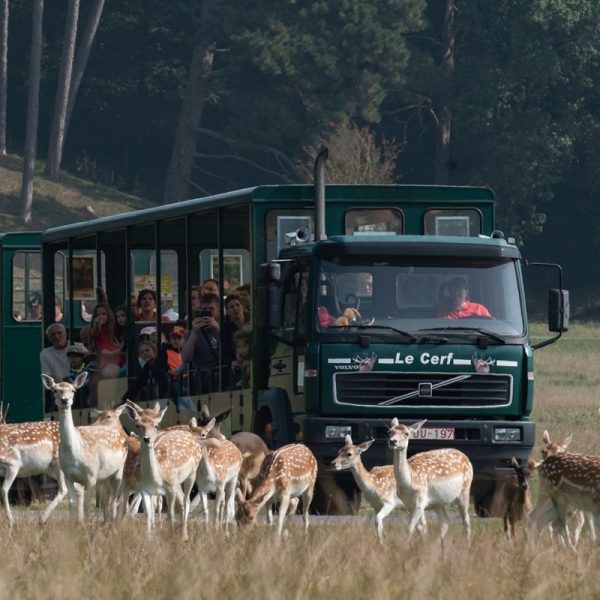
[139,326,157,337]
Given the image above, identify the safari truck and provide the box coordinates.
[259,151,568,514]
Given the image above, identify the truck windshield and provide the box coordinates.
[316,256,525,338]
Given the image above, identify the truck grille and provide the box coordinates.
[333,371,512,408]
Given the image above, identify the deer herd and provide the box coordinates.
[0,372,597,547]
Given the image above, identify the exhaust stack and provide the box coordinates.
[314,147,328,241]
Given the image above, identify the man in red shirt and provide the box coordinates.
[436,277,491,320]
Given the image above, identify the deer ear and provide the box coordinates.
[410,419,427,435]
[390,417,399,427]
[201,404,211,418]
[189,417,198,429]
[215,408,232,424]
[90,408,102,419]
[206,417,216,432]
[157,405,168,423]
[73,371,88,389]
[562,434,573,449]
[41,374,56,391]
[113,404,126,417]
[527,457,537,470]
[542,430,550,444]
[344,434,353,446]
[357,439,374,453]
[510,456,519,468]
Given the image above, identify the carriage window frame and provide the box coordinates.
[12,251,43,322]
[345,208,404,235]
[423,208,482,237]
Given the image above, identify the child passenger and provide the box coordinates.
[231,330,251,389]
[64,343,92,408]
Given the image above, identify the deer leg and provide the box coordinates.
[0,465,18,526]
[215,485,225,526]
[375,501,395,543]
[587,512,597,543]
[128,492,142,517]
[572,511,585,547]
[436,506,450,541]
[141,492,154,535]
[40,470,68,523]
[408,502,426,538]
[277,493,291,539]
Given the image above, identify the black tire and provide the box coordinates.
[310,472,362,515]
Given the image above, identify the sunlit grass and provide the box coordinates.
[0,322,599,599]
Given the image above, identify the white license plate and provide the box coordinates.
[413,427,455,441]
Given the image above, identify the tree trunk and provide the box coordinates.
[19,0,44,225]
[64,0,105,142]
[163,0,216,204]
[434,0,456,185]
[45,0,80,179]
[0,0,8,156]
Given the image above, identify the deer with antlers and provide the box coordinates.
[188,417,242,526]
[387,418,473,541]
[236,443,317,539]
[331,435,413,541]
[125,400,201,537]
[42,373,128,523]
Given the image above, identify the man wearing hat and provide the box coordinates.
[436,277,491,319]
[64,343,91,408]
[40,323,71,410]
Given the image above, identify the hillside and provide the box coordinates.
[0,155,155,232]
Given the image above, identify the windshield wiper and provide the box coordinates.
[327,324,418,343]
[418,326,505,345]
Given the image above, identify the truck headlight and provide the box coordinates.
[493,427,521,442]
[325,425,352,439]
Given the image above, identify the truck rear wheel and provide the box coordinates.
[310,472,361,515]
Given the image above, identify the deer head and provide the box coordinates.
[41,373,88,409]
[541,430,573,459]
[510,456,534,491]
[387,418,427,451]
[126,400,167,446]
[331,435,374,471]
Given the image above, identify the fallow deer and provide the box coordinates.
[491,456,534,538]
[188,417,242,526]
[0,419,68,525]
[331,435,409,541]
[126,400,201,537]
[532,430,596,546]
[533,449,600,549]
[387,418,473,541]
[42,373,127,523]
[236,443,317,539]
[230,431,270,499]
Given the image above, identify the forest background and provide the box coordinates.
[3,0,600,315]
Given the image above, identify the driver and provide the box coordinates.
[436,277,491,320]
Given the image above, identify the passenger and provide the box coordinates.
[114,304,128,348]
[40,323,70,381]
[235,284,251,307]
[121,340,169,402]
[231,329,252,389]
[165,326,188,395]
[222,293,249,366]
[40,323,70,410]
[27,291,42,320]
[64,342,92,408]
[436,277,491,320]
[181,292,224,393]
[136,288,170,322]
[88,302,125,378]
[201,278,219,296]
[54,295,64,322]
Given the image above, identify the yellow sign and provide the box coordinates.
[134,274,173,298]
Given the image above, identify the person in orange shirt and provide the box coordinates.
[436,277,491,320]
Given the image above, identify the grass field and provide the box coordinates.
[1,323,599,599]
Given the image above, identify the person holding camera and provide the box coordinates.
[181,292,225,393]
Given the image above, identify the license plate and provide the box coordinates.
[413,427,455,441]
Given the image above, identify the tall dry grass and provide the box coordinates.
[0,322,598,600]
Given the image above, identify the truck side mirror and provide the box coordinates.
[549,289,569,333]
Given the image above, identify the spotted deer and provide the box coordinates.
[532,430,596,546]
[533,448,600,549]
[41,373,127,523]
[126,400,201,538]
[236,443,317,539]
[387,418,473,541]
[332,435,411,541]
[188,417,242,526]
[0,419,69,525]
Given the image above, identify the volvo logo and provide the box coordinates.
[418,383,433,397]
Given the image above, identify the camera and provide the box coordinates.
[195,307,212,319]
